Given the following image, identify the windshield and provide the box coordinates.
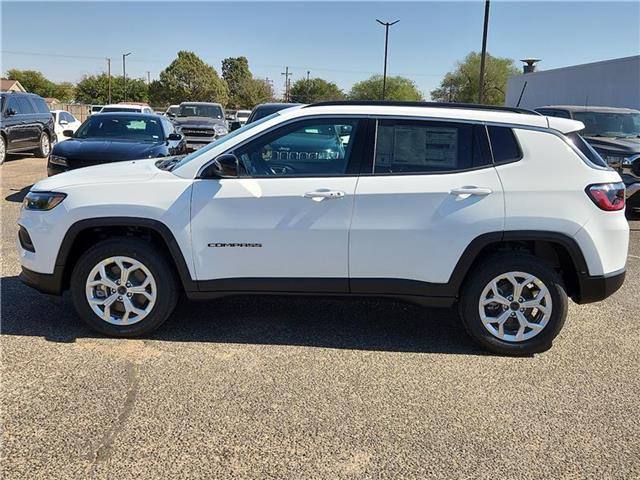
[178,104,223,119]
[167,106,179,114]
[573,111,640,138]
[171,112,280,170]
[101,107,142,113]
[75,116,163,141]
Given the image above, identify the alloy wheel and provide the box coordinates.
[41,133,51,156]
[85,256,157,325]
[0,136,5,164]
[478,271,552,342]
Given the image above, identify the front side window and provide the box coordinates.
[374,119,488,174]
[16,97,35,114]
[234,119,360,177]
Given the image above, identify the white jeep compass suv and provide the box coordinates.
[18,101,629,355]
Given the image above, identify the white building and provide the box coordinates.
[505,56,640,110]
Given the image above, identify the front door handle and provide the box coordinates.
[450,186,493,196]
[303,190,346,200]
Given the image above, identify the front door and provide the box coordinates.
[190,117,368,293]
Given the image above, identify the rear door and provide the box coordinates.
[349,118,504,294]
[189,116,370,292]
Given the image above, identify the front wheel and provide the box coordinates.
[0,135,6,165]
[459,253,568,356]
[70,238,179,337]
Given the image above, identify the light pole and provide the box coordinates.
[122,52,131,102]
[376,19,399,100]
[106,58,111,104]
[478,0,491,104]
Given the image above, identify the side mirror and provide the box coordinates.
[63,129,74,138]
[204,153,239,178]
[229,121,242,132]
[167,132,182,141]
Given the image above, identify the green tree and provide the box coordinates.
[236,78,274,108]
[289,78,344,103]
[51,81,75,102]
[149,51,228,107]
[75,74,148,104]
[6,69,56,97]
[222,56,251,108]
[430,52,519,105]
[349,75,423,101]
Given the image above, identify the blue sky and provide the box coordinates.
[2,1,639,99]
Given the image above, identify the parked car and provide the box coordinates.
[535,105,640,210]
[164,105,179,118]
[47,113,186,176]
[245,102,302,125]
[172,102,228,151]
[18,101,628,355]
[89,105,104,115]
[100,103,155,114]
[1,92,55,165]
[235,109,251,126]
[51,110,82,142]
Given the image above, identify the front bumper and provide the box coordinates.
[184,135,217,151]
[574,268,626,304]
[19,266,64,295]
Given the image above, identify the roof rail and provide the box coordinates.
[304,100,541,116]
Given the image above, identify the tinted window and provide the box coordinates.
[16,97,35,114]
[488,126,522,164]
[75,116,163,141]
[178,104,223,119]
[374,120,488,174]
[566,132,608,168]
[234,119,360,177]
[101,107,142,113]
[32,97,50,113]
[6,97,19,113]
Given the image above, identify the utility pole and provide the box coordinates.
[376,19,399,100]
[122,52,131,103]
[106,58,112,104]
[478,0,491,104]
[281,66,292,102]
[146,71,151,84]
[306,70,310,81]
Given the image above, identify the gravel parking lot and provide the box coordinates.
[2,154,639,480]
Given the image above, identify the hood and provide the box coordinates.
[52,138,164,162]
[173,117,226,127]
[583,136,640,156]
[34,158,161,190]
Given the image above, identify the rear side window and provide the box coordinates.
[488,126,522,164]
[374,119,490,174]
[32,97,50,113]
[565,132,608,168]
[16,97,35,114]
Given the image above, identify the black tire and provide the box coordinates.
[33,131,51,158]
[0,135,6,165]
[70,237,179,337]
[458,253,568,356]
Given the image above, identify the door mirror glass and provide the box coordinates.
[63,129,74,138]
[167,132,182,141]
[205,153,239,178]
[229,121,242,132]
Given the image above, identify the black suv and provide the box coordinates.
[1,92,56,165]
[536,105,640,211]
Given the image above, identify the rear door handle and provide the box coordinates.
[303,190,346,200]
[450,186,493,196]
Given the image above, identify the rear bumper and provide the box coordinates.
[574,268,625,304]
[19,266,64,295]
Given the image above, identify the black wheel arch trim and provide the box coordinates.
[54,217,197,293]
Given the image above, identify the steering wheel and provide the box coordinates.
[268,163,297,176]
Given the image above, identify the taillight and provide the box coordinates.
[585,182,625,211]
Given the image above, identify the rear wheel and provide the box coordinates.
[71,238,179,337]
[33,132,51,158]
[0,135,6,165]
[459,253,568,356]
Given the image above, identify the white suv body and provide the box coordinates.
[18,102,629,355]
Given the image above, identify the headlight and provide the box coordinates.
[214,125,228,136]
[23,191,67,211]
[49,155,68,166]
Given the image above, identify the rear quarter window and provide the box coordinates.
[565,132,608,168]
[487,126,522,164]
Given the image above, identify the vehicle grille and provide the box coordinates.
[182,128,215,137]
